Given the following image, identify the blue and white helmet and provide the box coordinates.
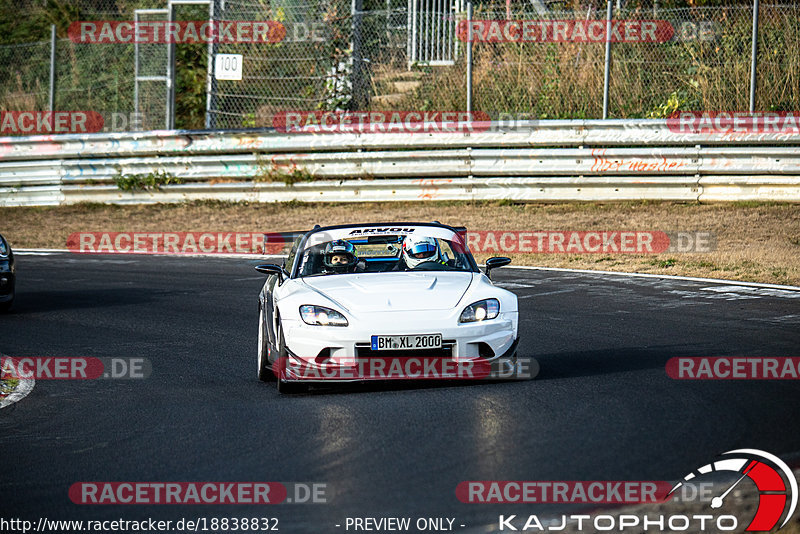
[402,235,439,269]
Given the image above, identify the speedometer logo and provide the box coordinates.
[669,449,798,531]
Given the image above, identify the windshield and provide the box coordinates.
[295,231,477,277]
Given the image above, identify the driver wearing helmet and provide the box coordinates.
[398,235,445,270]
[322,239,361,274]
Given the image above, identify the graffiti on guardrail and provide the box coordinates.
[2,125,800,206]
[590,149,689,173]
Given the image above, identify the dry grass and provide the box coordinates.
[390,6,800,119]
[1,200,799,285]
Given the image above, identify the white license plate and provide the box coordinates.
[370,334,442,351]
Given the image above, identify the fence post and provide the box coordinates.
[166,2,176,129]
[205,0,219,129]
[466,0,473,113]
[749,0,760,112]
[48,24,56,113]
[134,12,139,118]
[602,0,612,119]
[350,0,367,110]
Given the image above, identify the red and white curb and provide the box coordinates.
[0,359,35,409]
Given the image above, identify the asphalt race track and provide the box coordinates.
[2,253,800,532]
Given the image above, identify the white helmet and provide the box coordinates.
[402,235,439,269]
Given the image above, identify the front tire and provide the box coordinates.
[257,306,273,382]
[275,319,307,394]
[0,288,14,313]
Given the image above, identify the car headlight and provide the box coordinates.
[459,299,500,323]
[299,305,348,327]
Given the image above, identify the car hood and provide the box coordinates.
[300,272,474,313]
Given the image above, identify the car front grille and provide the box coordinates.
[354,340,456,359]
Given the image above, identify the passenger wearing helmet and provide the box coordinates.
[399,235,444,270]
[322,239,360,274]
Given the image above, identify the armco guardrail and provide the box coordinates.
[1,120,800,206]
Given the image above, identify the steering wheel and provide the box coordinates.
[411,261,451,271]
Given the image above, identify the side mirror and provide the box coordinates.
[485,256,511,280]
[255,264,289,281]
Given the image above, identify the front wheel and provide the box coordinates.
[0,291,14,313]
[275,320,307,394]
[257,306,274,382]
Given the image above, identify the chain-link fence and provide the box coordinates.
[0,0,161,132]
[208,0,354,129]
[0,41,52,112]
[1,1,799,132]
[414,2,799,120]
[54,39,136,120]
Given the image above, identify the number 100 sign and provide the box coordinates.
[215,54,243,80]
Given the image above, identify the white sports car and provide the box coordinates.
[256,222,519,393]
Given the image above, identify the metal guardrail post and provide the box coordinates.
[749,0,760,113]
[466,1,473,113]
[602,1,612,120]
[48,25,56,113]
